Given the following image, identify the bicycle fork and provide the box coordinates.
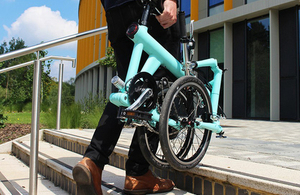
[178,13,224,135]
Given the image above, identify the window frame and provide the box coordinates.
[208,0,224,16]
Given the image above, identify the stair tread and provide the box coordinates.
[44,129,300,194]
[44,128,133,149]
[2,129,300,194]
[22,140,82,168]
[0,153,69,195]
[11,140,192,195]
[45,129,300,184]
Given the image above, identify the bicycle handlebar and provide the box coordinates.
[179,11,187,40]
[136,0,164,15]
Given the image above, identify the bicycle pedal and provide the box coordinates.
[120,109,152,121]
[216,131,227,138]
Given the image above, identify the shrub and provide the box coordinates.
[44,102,82,129]
[0,113,8,128]
[79,93,107,129]
[44,93,107,129]
[98,47,117,69]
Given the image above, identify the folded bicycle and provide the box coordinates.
[109,0,225,171]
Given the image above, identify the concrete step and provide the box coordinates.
[43,129,300,195]
[0,153,69,195]
[1,128,300,195]
[6,137,191,195]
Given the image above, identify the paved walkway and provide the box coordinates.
[209,119,300,170]
[118,119,300,171]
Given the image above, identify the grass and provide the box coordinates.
[4,111,48,126]
[44,103,83,129]
[3,104,104,129]
[2,95,107,129]
[0,97,106,145]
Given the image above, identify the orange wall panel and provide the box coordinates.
[94,0,101,60]
[100,6,107,58]
[77,0,109,75]
[191,0,199,21]
[76,0,109,74]
[224,0,233,11]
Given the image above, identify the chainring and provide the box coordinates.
[128,72,158,111]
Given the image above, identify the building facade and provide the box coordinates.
[76,0,300,121]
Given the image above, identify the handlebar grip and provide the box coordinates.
[179,11,187,39]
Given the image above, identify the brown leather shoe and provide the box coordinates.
[72,157,103,195]
[123,170,175,194]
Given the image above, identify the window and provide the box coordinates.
[180,0,190,17]
[298,8,300,119]
[246,0,259,4]
[210,28,224,109]
[209,0,224,16]
[209,0,223,7]
[210,28,224,63]
[246,16,270,119]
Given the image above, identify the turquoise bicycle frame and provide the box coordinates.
[109,24,223,134]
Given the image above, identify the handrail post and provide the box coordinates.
[29,51,42,195]
[57,61,64,130]
[0,27,108,194]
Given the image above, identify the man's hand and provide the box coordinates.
[156,0,177,29]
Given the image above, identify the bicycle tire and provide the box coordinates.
[159,76,212,171]
[137,87,171,170]
[137,126,171,170]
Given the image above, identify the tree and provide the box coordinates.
[43,78,75,106]
[97,47,116,69]
[0,37,52,112]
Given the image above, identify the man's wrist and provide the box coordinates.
[165,0,177,3]
[164,0,178,7]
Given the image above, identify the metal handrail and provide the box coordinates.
[0,26,108,195]
[0,26,107,62]
[0,56,76,74]
[0,56,76,132]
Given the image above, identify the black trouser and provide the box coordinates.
[84,1,180,176]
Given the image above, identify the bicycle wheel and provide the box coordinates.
[137,126,171,170]
[137,87,171,170]
[159,76,212,171]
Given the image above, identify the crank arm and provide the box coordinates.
[126,88,153,111]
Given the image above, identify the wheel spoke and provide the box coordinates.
[159,76,212,171]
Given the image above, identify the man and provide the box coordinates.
[73,0,179,194]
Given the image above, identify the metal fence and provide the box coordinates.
[0,26,108,195]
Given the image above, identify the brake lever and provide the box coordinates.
[190,20,194,40]
[188,20,195,61]
[154,7,162,15]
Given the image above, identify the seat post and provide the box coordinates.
[140,3,151,26]
[179,11,190,75]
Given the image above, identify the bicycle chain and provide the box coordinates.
[143,77,179,136]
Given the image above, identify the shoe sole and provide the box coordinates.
[72,164,98,195]
[123,186,174,195]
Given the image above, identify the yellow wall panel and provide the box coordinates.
[77,0,109,74]
[94,0,101,60]
[191,0,199,21]
[88,0,93,65]
[100,6,107,58]
[224,0,233,11]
